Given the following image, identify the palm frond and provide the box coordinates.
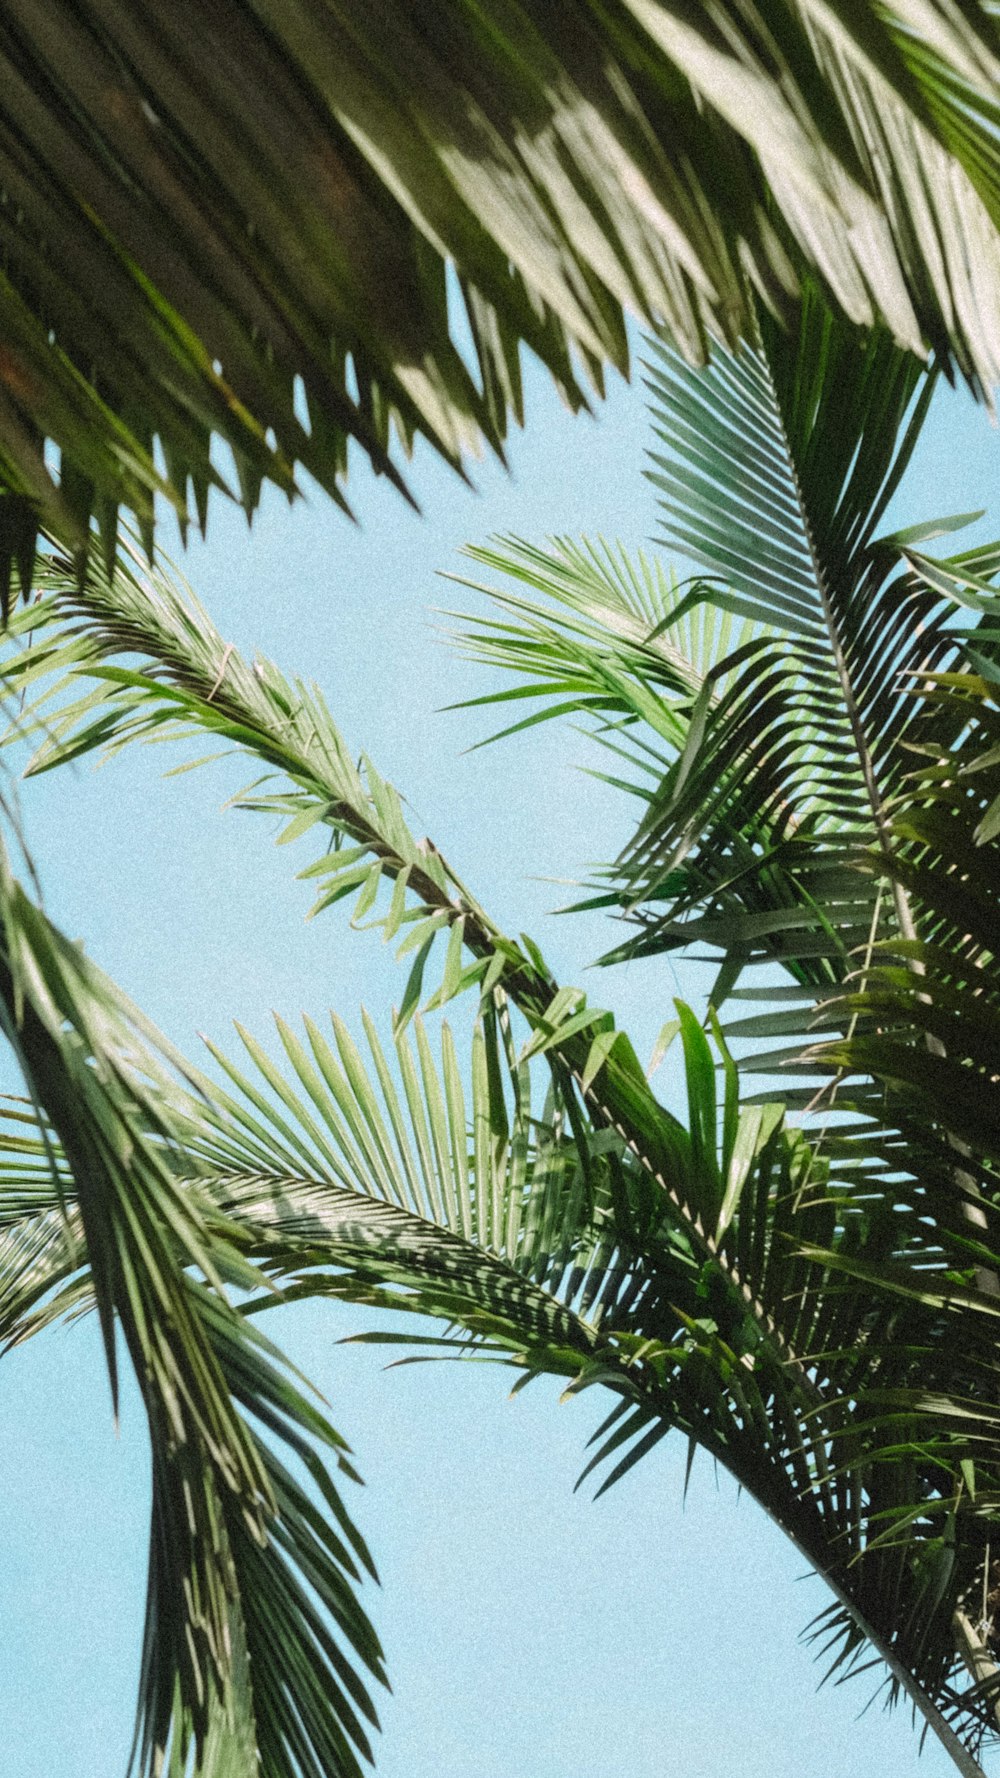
[804,662,1000,1159]
[7,4,1000,589]
[444,303,991,1073]
[6,976,999,1768]
[0,867,386,1778]
[640,291,949,855]
[7,548,1000,1760]
[443,533,755,752]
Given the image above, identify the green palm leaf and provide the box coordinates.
[6,977,998,1770]
[444,301,991,1071]
[9,543,1000,1763]
[8,4,1000,589]
[436,313,1000,1756]
[0,867,386,1778]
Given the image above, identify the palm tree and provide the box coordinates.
[8,0,1000,593]
[3,288,1000,1774]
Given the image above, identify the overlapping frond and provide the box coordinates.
[7,542,1000,1762]
[8,3,1000,590]
[6,966,998,1767]
[444,303,991,1071]
[786,695,1000,1742]
[417,309,1000,1749]
[803,657,1000,1166]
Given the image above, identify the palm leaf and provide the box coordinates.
[9,549,1000,1762]
[7,4,1000,589]
[6,979,999,1769]
[444,301,991,1081]
[0,865,386,1778]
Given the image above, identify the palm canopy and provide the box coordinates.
[5,377,1000,1777]
[7,1,1000,600]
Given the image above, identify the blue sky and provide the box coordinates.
[1,346,998,1777]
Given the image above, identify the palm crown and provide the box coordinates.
[1,291,1000,1777]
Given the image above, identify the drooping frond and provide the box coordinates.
[0,867,386,1778]
[8,4,1000,590]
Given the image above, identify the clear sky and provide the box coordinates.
[1,341,997,1778]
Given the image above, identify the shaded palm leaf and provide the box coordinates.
[8,4,1000,589]
[803,661,1000,1167]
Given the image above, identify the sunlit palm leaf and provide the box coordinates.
[7,3,1000,590]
